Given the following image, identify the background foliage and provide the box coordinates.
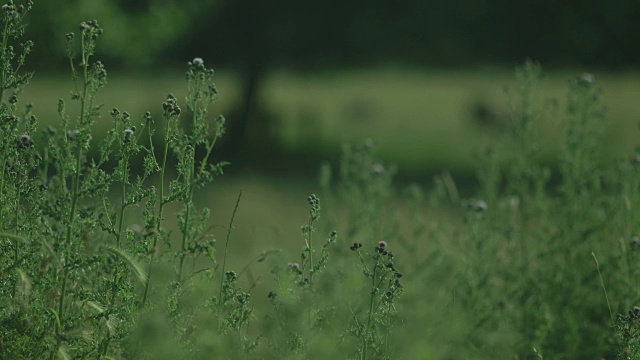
[26,0,640,70]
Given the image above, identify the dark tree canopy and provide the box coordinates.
[22,0,640,71]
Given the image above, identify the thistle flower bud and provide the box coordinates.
[288,262,302,274]
[16,134,33,149]
[123,128,134,143]
[66,129,79,140]
[192,57,203,66]
[144,111,153,124]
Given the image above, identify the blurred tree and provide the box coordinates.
[23,0,640,70]
[27,0,219,69]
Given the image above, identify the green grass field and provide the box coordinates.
[26,67,640,175]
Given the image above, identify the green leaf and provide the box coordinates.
[102,245,148,285]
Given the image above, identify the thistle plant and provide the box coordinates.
[0,0,238,353]
[298,194,338,283]
[174,58,227,284]
[614,306,640,359]
[0,0,34,291]
[350,240,403,360]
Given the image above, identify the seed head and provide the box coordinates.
[16,134,33,149]
[65,130,78,140]
[123,128,134,143]
[307,194,319,206]
[162,94,181,116]
[144,111,153,124]
[288,262,302,274]
[192,57,204,66]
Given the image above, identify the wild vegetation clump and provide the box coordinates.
[1,2,640,359]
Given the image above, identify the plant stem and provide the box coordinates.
[58,31,89,325]
[102,156,128,356]
[592,252,613,323]
[308,216,314,282]
[218,190,242,310]
[0,20,10,103]
[361,260,378,360]
[142,116,172,307]
[11,185,20,298]
[177,166,194,283]
[178,90,201,283]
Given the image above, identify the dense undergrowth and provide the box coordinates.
[1,2,640,359]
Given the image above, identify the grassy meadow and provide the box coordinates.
[4,7,640,358]
[25,66,640,174]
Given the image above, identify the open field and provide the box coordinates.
[25,67,640,175]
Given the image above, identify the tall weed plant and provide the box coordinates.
[0,3,405,359]
[1,2,639,359]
